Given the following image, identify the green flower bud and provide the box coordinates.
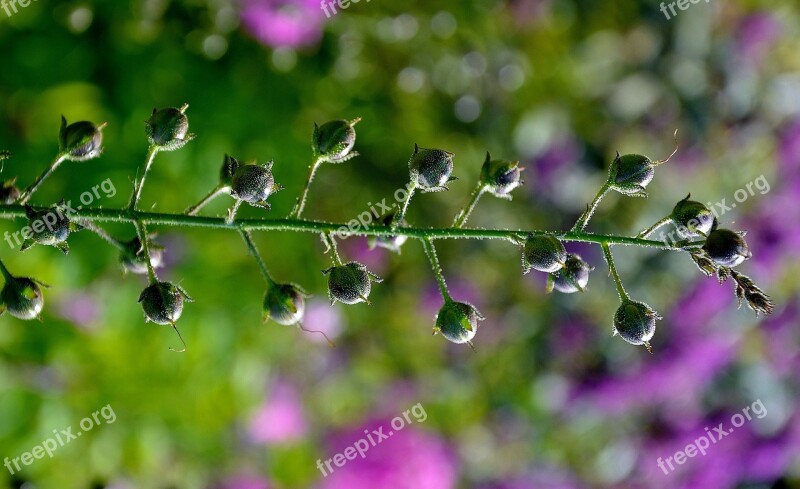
[322,262,382,305]
[313,118,360,163]
[263,283,308,325]
[609,132,678,198]
[433,300,484,345]
[671,194,717,238]
[138,281,192,325]
[480,153,523,198]
[1,276,45,320]
[613,300,660,352]
[59,116,106,162]
[21,203,82,254]
[368,212,408,253]
[119,236,164,275]
[145,104,195,151]
[522,235,567,274]
[550,253,593,293]
[409,144,456,192]
[703,229,751,267]
[230,161,283,209]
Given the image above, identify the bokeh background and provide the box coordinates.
[0,0,799,487]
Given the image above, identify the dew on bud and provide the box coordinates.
[263,283,307,325]
[480,153,523,198]
[671,194,717,238]
[230,161,283,209]
[433,300,484,345]
[21,203,81,254]
[703,228,751,267]
[369,212,408,253]
[550,253,593,293]
[313,118,360,163]
[609,131,678,198]
[613,299,660,352]
[1,276,45,320]
[145,104,195,151]
[59,116,106,162]
[408,144,456,192]
[119,236,164,275]
[522,235,567,274]
[322,262,382,305]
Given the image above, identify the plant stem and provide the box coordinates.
[17,154,67,205]
[186,184,228,216]
[321,232,343,266]
[571,181,611,232]
[128,146,160,211]
[601,242,629,301]
[421,237,451,302]
[391,183,416,229]
[289,156,324,218]
[453,183,486,228]
[239,228,275,286]
[134,220,157,284]
[637,216,673,238]
[79,220,127,252]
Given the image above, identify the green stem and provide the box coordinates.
[128,146,160,211]
[239,228,275,286]
[601,242,629,301]
[391,183,416,229]
[421,238,451,302]
[321,232,343,266]
[134,220,157,284]
[80,220,127,252]
[571,182,611,232]
[453,183,486,228]
[0,258,13,282]
[290,157,324,218]
[637,215,673,239]
[186,184,228,216]
[17,154,67,205]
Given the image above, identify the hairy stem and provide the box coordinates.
[637,216,673,239]
[289,157,324,218]
[422,237,451,302]
[128,146,160,211]
[601,242,629,301]
[17,154,67,205]
[80,220,127,252]
[571,182,611,232]
[186,184,228,216]
[391,183,417,229]
[239,228,276,286]
[134,220,157,284]
[453,183,486,228]
[321,232,343,266]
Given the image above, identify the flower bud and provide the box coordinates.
[138,281,192,325]
[613,300,659,351]
[368,212,408,253]
[322,262,382,305]
[219,154,239,187]
[609,132,678,197]
[0,178,20,204]
[433,300,484,345]
[1,276,45,320]
[313,118,360,163]
[21,203,80,254]
[551,253,593,293]
[230,161,283,209]
[59,116,106,162]
[703,229,751,267]
[522,235,567,274]
[145,104,195,151]
[480,153,523,198]
[263,283,307,325]
[671,194,716,238]
[409,144,456,192]
[119,236,164,275]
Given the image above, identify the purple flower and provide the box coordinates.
[736,13,782,66]
[248,381,308,444]
[56,292,101,329]
[240,0,325,49]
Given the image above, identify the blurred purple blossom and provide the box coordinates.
[735,13,782,66]
[248,380,308,444]
[56,292,101,329]
[240,0,325,49]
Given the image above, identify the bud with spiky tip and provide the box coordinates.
[139,282,192,352]
[21,203,83,254]
[608,132,678,198]
[433,300,484,345]
[219,153,238,187]
[313,118,361,163]
[322,262,382,305]
[0,273,46,320]
[671,194,717,238]
[263,283,309,325]
[368,212,408,253]
[409,144,456,192]
[119,236,164,275]
[703,229,751,267]
[613,299,660,352]
[59,116,107,162]
[522,235,567,274]
[0,178,20,204]
[480,153,524,199]
[145,104,195,151]
[230,160,283,209]
[549,253,593,293]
